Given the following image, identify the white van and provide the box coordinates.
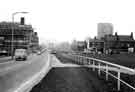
[15,49,27,61]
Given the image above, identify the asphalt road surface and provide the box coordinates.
[0,52,49,92]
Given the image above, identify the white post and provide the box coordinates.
[117,71,121,91]
[92,60,95,71]
[98,63,101,76]
[106,65,108,81]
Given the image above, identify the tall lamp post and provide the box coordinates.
[11,12,29,59]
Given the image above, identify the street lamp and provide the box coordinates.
[11,12,29,59]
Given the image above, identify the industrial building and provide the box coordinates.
[0,17,39,56]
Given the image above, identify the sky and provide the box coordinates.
[0,0,135,44]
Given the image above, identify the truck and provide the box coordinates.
[14,49,28,61]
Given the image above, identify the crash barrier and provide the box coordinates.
[67,53,135,91]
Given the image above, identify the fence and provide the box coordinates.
[67,53,135,91]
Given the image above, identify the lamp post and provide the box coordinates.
[11,12,29,59]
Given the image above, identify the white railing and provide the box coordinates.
[67,53,135,91]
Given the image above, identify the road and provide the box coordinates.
[30,54,109,92]
[0,52,50,92]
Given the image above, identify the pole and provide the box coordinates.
[11,14,14,59]
[117,71,121,91]
[98,63,101,76]
[92,60,95,71]
[106,64,108,81]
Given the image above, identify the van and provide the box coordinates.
[15,49,27,61]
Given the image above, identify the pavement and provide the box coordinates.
[30,55,108,92]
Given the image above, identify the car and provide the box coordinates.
[14,49,27,61]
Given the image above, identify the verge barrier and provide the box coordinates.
[67,53,135,91]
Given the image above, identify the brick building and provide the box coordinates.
[0,18,39,55]
[87,32,135,53]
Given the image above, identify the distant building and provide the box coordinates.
[104,32,135,52]
[88,38,104,52]
[0,17,39,55]
[76,41,87,51]
[87,32,135,53]
[97,23,113,39]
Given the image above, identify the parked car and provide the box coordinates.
[14,49,27,61]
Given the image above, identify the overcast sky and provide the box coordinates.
[0,0,135,43]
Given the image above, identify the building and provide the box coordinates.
[87,32,135,53]
[97,23,113,39]
[104,32,135,52]
[76,41,87,51]
[88,38,104,52]
[0,17,39,56]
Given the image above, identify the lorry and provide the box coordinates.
[14,49,28,61]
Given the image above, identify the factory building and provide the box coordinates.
[0,17,39,56]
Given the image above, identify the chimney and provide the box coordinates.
[20,17,25,25]
[131,32,133,39]
[115,32,119,40]
[34,32,37,36]
[115,32,118,36]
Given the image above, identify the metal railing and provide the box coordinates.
[67,53,135,91]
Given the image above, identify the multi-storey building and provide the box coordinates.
[0,17,39,56]
[97,23,113,39]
